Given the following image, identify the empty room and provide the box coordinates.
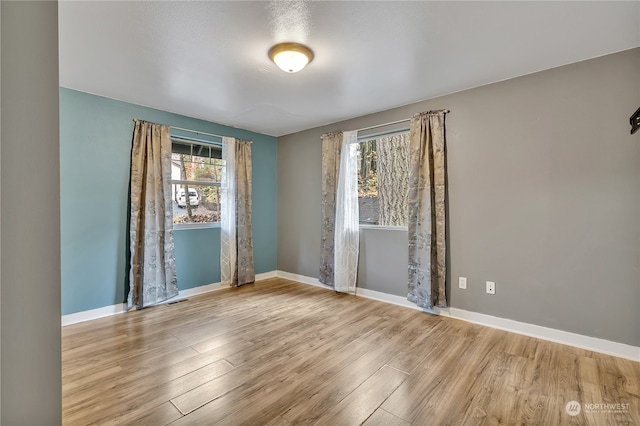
[1,1,639,425]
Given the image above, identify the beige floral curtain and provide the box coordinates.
[319,132,342,287]
[221,137,255,286]
[128,120,178,309]
[407,111,448,309]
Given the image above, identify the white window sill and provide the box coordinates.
[174,222,221,231]
[359,224,408,231]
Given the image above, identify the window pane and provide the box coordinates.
[357,132,409,226]
[172,183,220,224]
[172,141,222,159]
[171,152,224,183]
[357,139,379,225]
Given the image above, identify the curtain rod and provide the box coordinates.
[132,119,251,142]
[171,135,222,147]
[356,118,410,133]
[170,125,226,140]
[357,128,410,142]
[355,109,450,133]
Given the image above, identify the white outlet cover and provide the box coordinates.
[486,281,496,294]
[459,277,467,289]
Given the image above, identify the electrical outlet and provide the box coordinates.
[458,277,467,289]
[486,281,496,295]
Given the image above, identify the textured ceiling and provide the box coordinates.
[59,1,640,137]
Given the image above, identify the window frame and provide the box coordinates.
[359,224,408,231]
[170,137,224,231]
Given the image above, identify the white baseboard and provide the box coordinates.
[275,270,329,289]
[254,270,281,281]
[443,307,640,362]
[61,303,128,326]
[60,269,639,361]
[61,270,279,326]
[355,286,429,311]
[277,271,640,362]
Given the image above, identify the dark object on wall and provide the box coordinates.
[631,107,640,135]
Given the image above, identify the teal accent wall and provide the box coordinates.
[60,88,277,315]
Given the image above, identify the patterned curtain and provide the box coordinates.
[407,111,448,309]
[128,120,178,309]
[221,137,255,286]
[319,132,341,287]
[320,131,360,293]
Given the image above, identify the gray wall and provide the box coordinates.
[1,1,61,424]
[357,228,408,296]
[278,48,640,347]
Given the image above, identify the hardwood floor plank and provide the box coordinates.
[313,365,408,426]
[63,340,247,410]
[170,320,332,416]
[61,278,640,425]
[384,314,445,374]
[190,327,262,354]
[105,401,184,426]
[62,332,130,357]
[173,313,268,347]
[261,415,293,426]
[280,350,390,424]
[169,310,360,420]
[62,363,123,394]
[119,345,200,374]
[63,333,181,376]
[277,313,428,424]
[168,357,325,425]
[362,408,410,426]
[64,359,234,424]
[169,366,247,415]
[595,353,640,398]
[169,316,400,425]
[403,330,515,425]
[210,371,322,426]
[380,335,470,422]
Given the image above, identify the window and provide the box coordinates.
[171,139,224,228]
[357,131,409,227]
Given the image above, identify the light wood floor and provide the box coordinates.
[62,278,640,425]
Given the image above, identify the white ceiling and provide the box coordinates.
[59,1,640,137]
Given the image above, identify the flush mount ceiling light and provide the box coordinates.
[268,42,314,73]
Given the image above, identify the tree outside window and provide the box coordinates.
[357,132,409,226]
